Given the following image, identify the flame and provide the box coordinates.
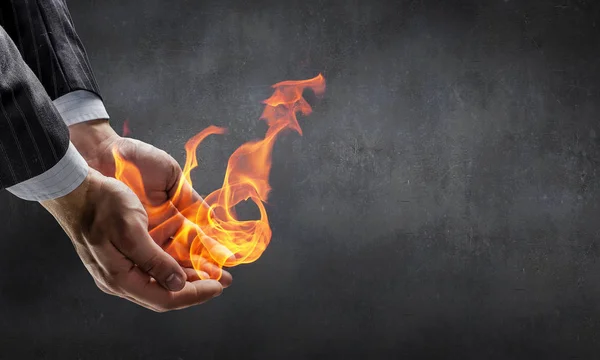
[113,74,326,280]
[122,119,131,137]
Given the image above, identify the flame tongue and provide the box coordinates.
[114,74,326,280]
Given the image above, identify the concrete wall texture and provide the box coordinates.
[1,0,599,359]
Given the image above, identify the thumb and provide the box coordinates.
[115,220,188,292]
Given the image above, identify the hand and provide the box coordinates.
[40,169,224,312]
[69,119,233,283]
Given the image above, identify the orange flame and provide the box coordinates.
[113,74,326,280]
[122,119,131,137]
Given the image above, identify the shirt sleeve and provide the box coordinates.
[0,25,88,202]
[6,142,88,201]
[53,90,110,126]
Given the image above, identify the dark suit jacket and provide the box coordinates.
[0,0,100,189]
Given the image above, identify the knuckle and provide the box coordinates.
[116,234,138,255]
[139,253,164,274]
[116,211,144,231]
[114,220,147,254]
[168,156,181,175]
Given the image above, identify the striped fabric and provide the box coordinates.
[6,142,89,201]
[0,0,101,99]
[0,0,104,200]
[54,90,109,126]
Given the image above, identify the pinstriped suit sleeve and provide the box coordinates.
[0,26,88,200]
[1,0,110,126]
[1,0,100,100]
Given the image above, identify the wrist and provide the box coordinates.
[69,120,120,172]
[69,120,119,159]
[39,168,95,229]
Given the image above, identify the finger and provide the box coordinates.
[147,201,211,251]
[83,242,157,310]
[198,235,236,265]
[145,196,234,286]
[113,216,187,292]
[90,248,166,312]
[183,266,233,288]
[153,210,201,266]
[146,201,178,231]
[149,206,191,244]
[168,175,217,224]
[148,203,182,247]
[154,210,235,269]
[169,170,205,212]
[197,261,232,287]
[125,266,223,312]
[183,267,208,281]
[93,242,223,312]
[217,269,233,288]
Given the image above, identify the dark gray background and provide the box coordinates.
[1,0,600,359]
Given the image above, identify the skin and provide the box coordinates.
[40,119,232,312]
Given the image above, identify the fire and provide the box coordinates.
[122,119,131,137]
[113,74,326,280]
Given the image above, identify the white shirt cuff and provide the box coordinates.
[6,143,89,201]
[53,90,110,126]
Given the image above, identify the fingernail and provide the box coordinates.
[213,284,224,298]
[166,273,185,291]
[200,271,210,279]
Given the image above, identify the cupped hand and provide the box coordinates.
[40,169,223,312]
[69,119,232,285]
